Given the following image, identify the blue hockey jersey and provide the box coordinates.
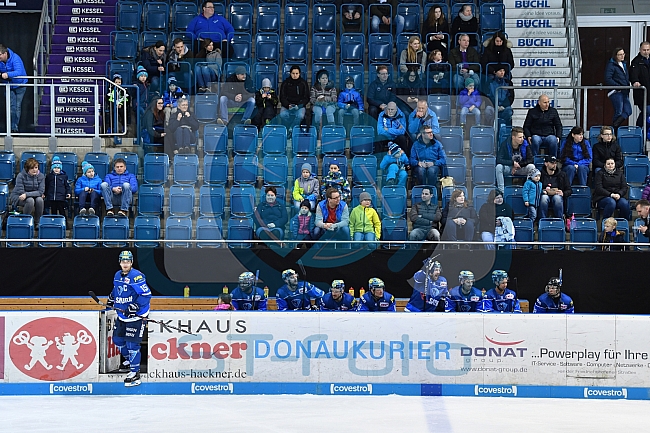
[319,292,358,311]
[276,282,325,311]
[445,286,491,312]
[484,288,522,313]
[357,291,396,312]
[404,271,449,312]
[230,286,267,311]
[110,268,151,322]
[533,293,574,313]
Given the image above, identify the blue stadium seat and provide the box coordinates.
[503,185,527,217]
[21,150,47,172]
[38,215,66,248]
[570,217,598,251]
[230,33,252,64]
[292,126,317,155]
[138,184,164,216]
[233,124,258,155]
[263,155,288,186]
[200,185,226,217]
[256,4,281,34]
[139,31,166,54]
[73,215,100,248]
[203,124,228,155]
[102,216,129,248]
[6,214,34,248]
[253,62,278,90]
[230,184,256,217]
[513,217,534,249]
[112,152,138,179]
[617,126,644,155]
[111,31,137,61]
[428,94,452,125]
[165,216,192,248]
[381,217,408,248]
[144,2,170,32]
[322,155,348,180]
[171,2,196,32]
[439,126,463,155]
[472,186,492,213]
[83,152,109,181]
[566,185,592,217]
[173,154,199,185]
[194,93,219,123]
[169,184,195,217]
[350,125,375,155]
[229,3,253,34]
[469,126,496,156]
[285,4,308,33]
[352,155,378,186]
[624,155,650,186]
[427,62,452,95]
[313,5,336,33]
[203,154,228,185]
[255,33,280,63]
[312,33,336,64]
[480,4,504,33]
[0,183,7,215]
[143,153,169,185]
[0,151,15,182]
[283,33,308,65]
[446,155,467,186]
[340,33,365,64]
[368,33,393,65]
[117,1,141,32]
[227,216,254,248]
[262,125,287,155]
[293,156,318,179]
[340,64,364,95]
[134,216,160,248]
[588,125,602,144]
[382,186,407,218]
[538,217,565,250]
[321,125,347,155]
[106,60,134,86]
[196,216,224,248]
[411,185,438,206]
[351,186,378,209]
[472,156,496,186]
[397,4,421,34]
[233,155,258,185]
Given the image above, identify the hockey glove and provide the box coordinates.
[126,303,139,318]
[106,293,115,308]
[309,304,320,311]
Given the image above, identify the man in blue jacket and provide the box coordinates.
[377,101,408,153]
[0,44,27,133]
[410,125,446,186]
[186,1,234,56]
[101,158,138,216]
[407,100,440,143]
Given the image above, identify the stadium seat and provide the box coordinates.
[171,2,196,32]
[203,124,228,155]
[411,185,438,206]
[472,156,496,186]
[134,216,161,248]
[340,33,365,64]
[6,214,34,248]
[233,124,258,155]
[203,155,228,185]
[233,155,258,185]
[588,125,602,144]
[566,185,592,217]
[263,155,289,186]
[0,151,15,182]
[624,155,650,186]
[165,216,192,248]
[262,125,287,155]
[139,31,166,54]
[169,184,195,217]
[313,5,336,33]
[102,216,130,248]
[469,126,496,156]
[617,126,644,155]
[227,216,254,248]
[229,3,253,34]
[113,152,138,179]
[351,186,378,209]
[503,185,527,216]
[194,93,219,123]
[538,217,565,250]
[480,4,504,33]
[293,156,318,179]
[111,31,137,61]
[21,151,47,172]
[253,62,279,90]
[472,186,493,212]
[292,126,317,155]
[321,126,347,155]
[256,4,281,34]
[196,216,224,248]
[138,184,164,216]
[439,126,463,155]
[381,186,407,218]
[381,217,408,248]
[38,215,66,248]
[173,154,199,185]
[368,33,393,65]
[601,218,630,244]
[143,153,169,185]
[0,183,7,215]
[116,1,141,32]
[513,217,534,249]
[352,155,378,186]
[229,33,252,64]
[283,33,308,65]
[73,215,100,248]
[569,217,598,251]
[284,4,308,33]
[230,185,256,217]
[255,33,280,63]
[397,4,421,34]
[350,126,375,155]
[83,152,109,181]
[144,2,170,32]
[426,61,452,95]
[312,34,336,64]
[428,95,452,125]
[199,185,226,217]
[106,60,134,86]
[446,155,467,186]
[322,155,348,180]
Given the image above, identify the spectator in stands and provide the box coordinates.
[410,125,446,186]
[449,34,481,92]
[409,186,441,242]
[219,65,255,126]
[320,162,350,201]
[380,141,410,187]
[366,65,398,120]
[458,78,493,128]
[167,97,199,154]
[134,66,149,121]
[539,155,572,219]
[629,41,650,128]
[523,169,542,221]
[338,0,367,33]
[479,189,514,250]
[254,185,288,241]
[252,78,278,130]
[441,189,477,244]
[635,199,650,239]
[292,163,320,212]
[408,99,440,143]
[195,38,222,93]
[604,47,633,130]
[279,65,310,135]
[141,98,166,150]
[377,101,409,154]
[523,94,563,157]
[370,0,404,35]
[290,199,315,244]
[11,158,45,227]
[396,67,427,117]
[310,70,338,134]
[162,77,185,124]
[399,35,427,76]
[44,157,71,218]
[481,32,515,77]
[101,158,138,217]
[592,126,623,173]
[422,6,449,60]
[495,126,535,193]
[0,44,27,133]
[487,64,514,128]
[75,162,101,216]
[337,76,364,134]
[349,191,381,249]
[140,41,166,93]
[106,74,128,145]
[167,38,194,78]
[314,187,351,246]
[450,5,478,48]
[426,50,451,94]
[186,1,234,57]
[600,217,625,251]
[560,126,592,185]
[593,157,630,220]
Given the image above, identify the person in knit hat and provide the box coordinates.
[380,141,410,187]
[289,198,315,246]
[162,76,185,124]
[523,168,542,221]
[75,161,102,215]
[349,190,381,249]
[292,162,320,212]
[44,156,71,217]
[252,77,279,130]
[135,65,149,119]
[458,77,483,128]
[320,161,351,201]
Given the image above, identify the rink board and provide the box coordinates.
[2,312,650,400]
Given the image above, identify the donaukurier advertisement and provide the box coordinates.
[146,312,650,387]
[1,312,99,382]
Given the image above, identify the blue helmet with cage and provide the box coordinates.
[239,272,255,289]
[118,251,133,262]
[492,270,509,286]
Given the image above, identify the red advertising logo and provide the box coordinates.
[9,317,97,381]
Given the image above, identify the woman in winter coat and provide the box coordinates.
[167,97,199,154]
[479,189,514,249]
[604,47,633,129]
[450,4,479,47]
[399,35,427,76]
[441,188,477,243]
[421,5,449,59]
[11,157,45,227]
[310,70,338,131]
[560,126,592,186]
[142,97,166,149]
[592,125,623,172]
[396,67,427,114]
[194,38,222,93]
[481,32,515,76]
[593,157,630,220]
[254,186,288,240]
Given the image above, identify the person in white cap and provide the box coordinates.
[253,77,278,129]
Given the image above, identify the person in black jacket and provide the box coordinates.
[479,189,514,250]
[592,126,623,173]
[441,189,477,243]
[450,4,478,47]
[523,94,563,157]
[422,5,449,59]
[481,32,515,76]
[629,41,650,128]
[593,157,630,220]
[279,65,311,134]
[167,97,199,154]
[218,65,256,125]
[539,155,572,218]
[604,47,632,129]
[252,78,278,130]
[366,65,398,120]
[44,156,71,217]
[140,41,167,93]
[600,217,625,251]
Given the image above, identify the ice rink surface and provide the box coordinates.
[1,395,648,432]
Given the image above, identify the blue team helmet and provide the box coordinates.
[282,269,297,282]
[459,270,474,283]
[239,272,255,288]
[368,278,384,290]
[331,280,345,292]
[119,250,133,262]
[492,270,508,285]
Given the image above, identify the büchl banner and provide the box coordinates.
[1,312,99,382]
[147,312,650,387]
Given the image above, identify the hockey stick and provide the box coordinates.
[251,270,260,311]
[296,259,311,310]
[558,268,563,286]
[89,291,198,336]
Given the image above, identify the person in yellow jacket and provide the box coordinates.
[349,191,381,249]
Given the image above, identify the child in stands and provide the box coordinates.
[75,161,102,215]
[44,156,71,217]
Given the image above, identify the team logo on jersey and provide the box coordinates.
[505,293,515,299]
[291,299,303,309]
[495,302,507,312]
[470,296,480,302]
[379,302,389,308]
[9,318,97,381]
[242,303,252,310]
[460,305,472,312]
[123,277,130,284]
[134,275,143,282]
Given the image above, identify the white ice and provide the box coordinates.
[1,395,647,432]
